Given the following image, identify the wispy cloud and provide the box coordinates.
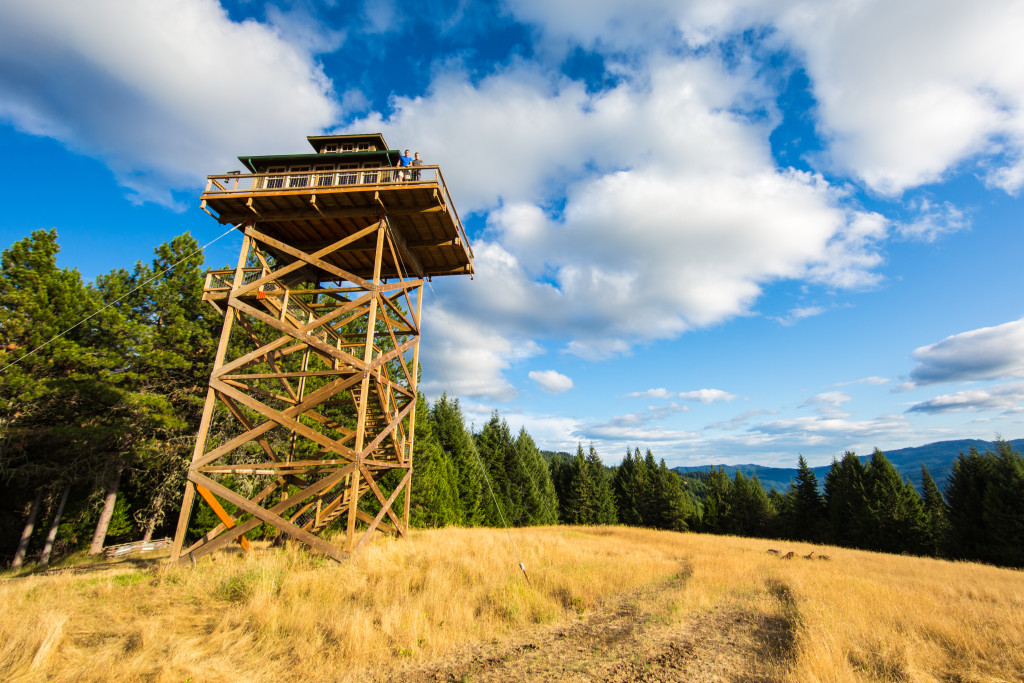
[771,305,826,326]
[835,376,891,387]
[627,388,737,403]
[800,391,853,418]
[750,414,911,442]
[626,388,675,399]
[907,382,1024,414]
[907,318,1024,387]
[580,402,693,442]
[705,409,777,431]
[896,198,971,242]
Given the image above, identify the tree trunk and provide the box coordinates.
[142,491,164,542]
[11,489,44,570]
[89,465,124,555]
[39,485,71,567]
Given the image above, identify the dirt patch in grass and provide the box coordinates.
[391,563,793,683]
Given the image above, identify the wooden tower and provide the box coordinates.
[169,134,473,563]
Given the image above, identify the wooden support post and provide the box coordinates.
[404,284,425,534]
[170,233,251,563]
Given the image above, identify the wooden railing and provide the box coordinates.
[203,166,471,259]
[204,166,442,194]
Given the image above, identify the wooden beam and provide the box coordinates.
[195,485,252,552]
[170,232,251,563]
[384,219,425,278]
[223,204,446,222]
[244,226,375,290]
[191,472,349,563]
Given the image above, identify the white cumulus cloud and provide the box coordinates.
[0,0,340,206]
[678,389,738,404]
[528,369,574,394]
[507,0,1024,196]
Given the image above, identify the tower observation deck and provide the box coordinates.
[170,134,473,563]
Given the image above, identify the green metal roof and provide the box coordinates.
[238,149,400,173]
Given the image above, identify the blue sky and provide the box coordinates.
[2,0,1024,467]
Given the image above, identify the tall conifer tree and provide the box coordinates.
[514,428,560,525]
[979,440,1024,567]
[920,464,949,557]
[408,395,460,527]
[784,455,824,541]
[587,446,618,524]
[823,452,869,548]
[862,449,926,554]
[430,394,483,524]
[563,444,596,524]
[612,448,645,525]
[945,446,991,561]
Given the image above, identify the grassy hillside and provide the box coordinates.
[674,437,1024,492]
[2,527,1022,682]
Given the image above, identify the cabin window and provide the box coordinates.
[314,165,335,187]
[360,162,378,184]
[357,143,371,151]
[288,166,310,188]
[322,144,339,153]
[264,166,286,189]
[341,143,355,152]
[337,163,358,185]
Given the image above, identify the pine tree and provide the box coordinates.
[514,428,560,525]
[430,394,483,524]
[862,449,926,554]
[475,413,517,526]
[97,233,218,541]
[563,444,596,525]
[651,459,693,531]
[702,467,733,534]
[767,487,788,538]
[548,452,574,522]
[407,395,460,527]
[823,452,869,548]
[728,471,773,537]
[612,448,645,525]
[0,229,135,557]
[640,449,660,524]
[784,455,824,541]
[945,446,991,561]
[586,446,618,524]
[980,439,1024,567]
[920,464,949,557]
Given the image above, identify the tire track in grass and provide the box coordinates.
[387,561,800,683]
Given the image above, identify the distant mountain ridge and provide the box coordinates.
[672,438,1024,493]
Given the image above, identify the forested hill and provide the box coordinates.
[673,438,1024,492]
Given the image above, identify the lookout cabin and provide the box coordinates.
[200,133,473,279]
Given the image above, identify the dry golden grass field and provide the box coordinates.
[2,526,1023,682]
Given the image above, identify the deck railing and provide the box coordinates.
[203,166,471,259]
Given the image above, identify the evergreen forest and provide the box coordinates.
[3,230,1024,570]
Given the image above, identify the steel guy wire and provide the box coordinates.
[1,223,239,374]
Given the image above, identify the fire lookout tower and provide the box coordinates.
[170,134,473,563]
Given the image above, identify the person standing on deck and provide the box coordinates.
[411,152,424,181]
[398,149,412,180]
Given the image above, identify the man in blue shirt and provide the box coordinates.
[398,149,412,180]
